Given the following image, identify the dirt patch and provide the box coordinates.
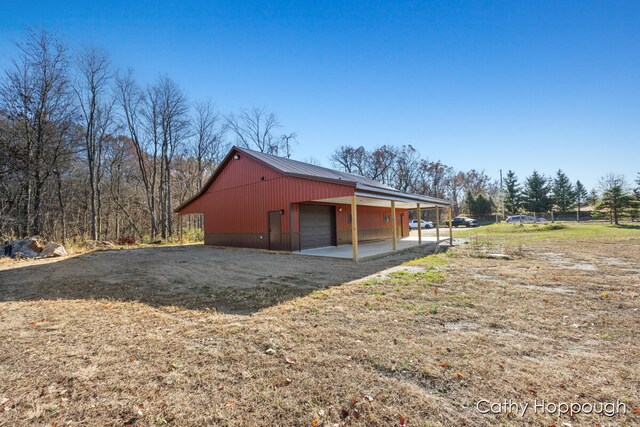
[471,273,498,281]
[539,252,597,271]
[0,231,639,426]
[0,243,441,314]
[600,256,631,266]
[520,284,575,294]
[444,319,479,331]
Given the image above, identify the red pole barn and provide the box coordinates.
[175,147,451,261]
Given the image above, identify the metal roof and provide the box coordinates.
[238,147,396,190]
[175,146,451,212]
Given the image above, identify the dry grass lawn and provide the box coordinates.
[1,223,639,426]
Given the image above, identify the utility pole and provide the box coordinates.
[500,169,506,220]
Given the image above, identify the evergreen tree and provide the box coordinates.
[473,194,494,216]
[588,188,599,206]
[503,170,521,214]
[463,190,493,217]
[463,190,475,215]
[635,172,640,200]
[629,201,640,222]
[551,169,575,213]
[523,170,551,214]
[594,175,635,225]
[574,180,588,221]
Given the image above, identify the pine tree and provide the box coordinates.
[523,170,551,214]
[551,169,575,213]
[463,190,476,216]
[474,194,494,216]
[594,175,635,225]
[588,188,599,206]
[632,172,640,222]
[574,180,588,221]
[463,190,493,217]
[503,170,521,214]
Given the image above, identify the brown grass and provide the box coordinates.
[1,228,639,426]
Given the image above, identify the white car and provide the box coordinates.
[506,215,546,224]
[409,219,434,230]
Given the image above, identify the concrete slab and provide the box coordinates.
[297,236,447,260]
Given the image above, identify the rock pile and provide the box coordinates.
[39,241,68,257]
[5,237,67,258]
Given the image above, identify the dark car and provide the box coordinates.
[444,217,478,227]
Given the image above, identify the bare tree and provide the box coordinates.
[459,169,493,196]
[280,132,297,159]
[330,145,368,175]
[415,160,453,199]
[328,143,497,216]
[156,76,190,238]
[226,107,281,154]
[193,99,227,188]
[104,134,143,240]
[303,156,322,166]
[366,145,398,184]
[446,171,466,214]
[598,173,627,193]
[0,116,23,236]
[115,69,159,239]
[391,145,419,192]
[0,29,76,236]
[75,46,114,240]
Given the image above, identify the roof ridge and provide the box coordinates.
[235,146,346,175]
[234,145,393,189]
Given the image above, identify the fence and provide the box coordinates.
[407,209,601,225]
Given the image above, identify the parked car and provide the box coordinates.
[409,219,434,230]
[506,215,546,224]
[444,217,478,227]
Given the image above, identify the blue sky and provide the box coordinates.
[1,0,639,190]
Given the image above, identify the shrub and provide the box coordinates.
[116,235,136,245]
[183,228,204,242]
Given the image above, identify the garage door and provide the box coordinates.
[300,204,334,249]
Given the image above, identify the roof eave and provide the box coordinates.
[174,147,240,213]
[355,183,452,207]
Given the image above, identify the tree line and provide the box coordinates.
[0,30,296,243]
[329,144,498,215]
[502,170,639,224]
[329,144,639,223]
[1,29,638,243]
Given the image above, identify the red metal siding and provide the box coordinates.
[178,150,353,239]
[178,149,409,250]
[334,204,409,244]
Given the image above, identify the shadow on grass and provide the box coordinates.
[611,223,640,230]
[0,243,444,315]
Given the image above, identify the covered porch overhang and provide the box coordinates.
[305,185,453,262]
[298,233,443,261]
